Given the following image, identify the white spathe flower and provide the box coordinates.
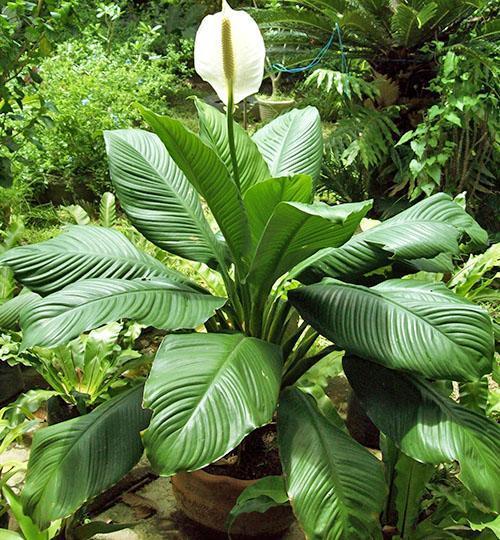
[194,0,266,106]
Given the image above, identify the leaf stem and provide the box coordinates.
[226,91,241,190]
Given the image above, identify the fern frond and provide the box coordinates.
[306,69,379,100]
[328,106,399,169]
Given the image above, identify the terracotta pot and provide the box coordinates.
[257,97,295,122]
[171,470,294,537]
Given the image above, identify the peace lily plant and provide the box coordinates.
[0,2,498,537]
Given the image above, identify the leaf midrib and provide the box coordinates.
[325,282,480,360]
[114,135,225,267]
[35,385,143,506]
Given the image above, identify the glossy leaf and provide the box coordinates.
[143,333,282,476]
[344,357,500,512]
[248,201,372,300]
[0,226,184,294]
[20,278,226,349]
[297,193,488,283]
[253,107,323,182]
[0,290,40,330]
[278,387,386,539]
[289,278,494,381]
[22,385,151,529]
[140,107,251,268]
[195,98,270,194]
[104,129,226,267]
[243,174,313,245]
[226,476,289,532]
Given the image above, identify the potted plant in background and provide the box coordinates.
[256,57,295,122]
[0,1,498,538]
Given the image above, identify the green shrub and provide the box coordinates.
[17,36,193,205]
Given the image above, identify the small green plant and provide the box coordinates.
[395,43,499,218]
[17,36,193,204]
[0,0,77,188]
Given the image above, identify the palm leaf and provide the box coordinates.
[143,333,282,476]
[344,357,500,512]
[253,107,323,183]
[289,278,494,382]
[22,385,151,528]
[104,129,227,268]
[278,387,386,539]
[0,226,187,294]
[20,278,226,349]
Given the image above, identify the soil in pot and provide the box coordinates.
[171,425,295,537]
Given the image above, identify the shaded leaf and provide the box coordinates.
[278,387,386,539]
[226,476,289,533]
[22,385,151,529]
[344,357,500,512]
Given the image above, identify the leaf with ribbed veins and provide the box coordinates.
[289,278,494,381]
[0,226,189,294]
[143,333,282,476]
[105,129,227,268]
[278,387,386,539]
[22,385,151,528]
[344,357,500,512]
[20,278,226,349]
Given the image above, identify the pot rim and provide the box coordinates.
[175,468,276,488]
[256,97,296,105]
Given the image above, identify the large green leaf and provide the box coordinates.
[243,174,314,246]
[20,278,226,349]
[278,387,386,539]
[140,107,251,268]
[104,130,226,267]
[194,99,270,194]
[289,278,494,381]
[22,385,151,529]
[247,201,372,300]
[253,107,323,183]
[0,290,40,330]
[344,357,500,512]
[297,193,488,283]
[0,226,186,294]
[143,333,282,476]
